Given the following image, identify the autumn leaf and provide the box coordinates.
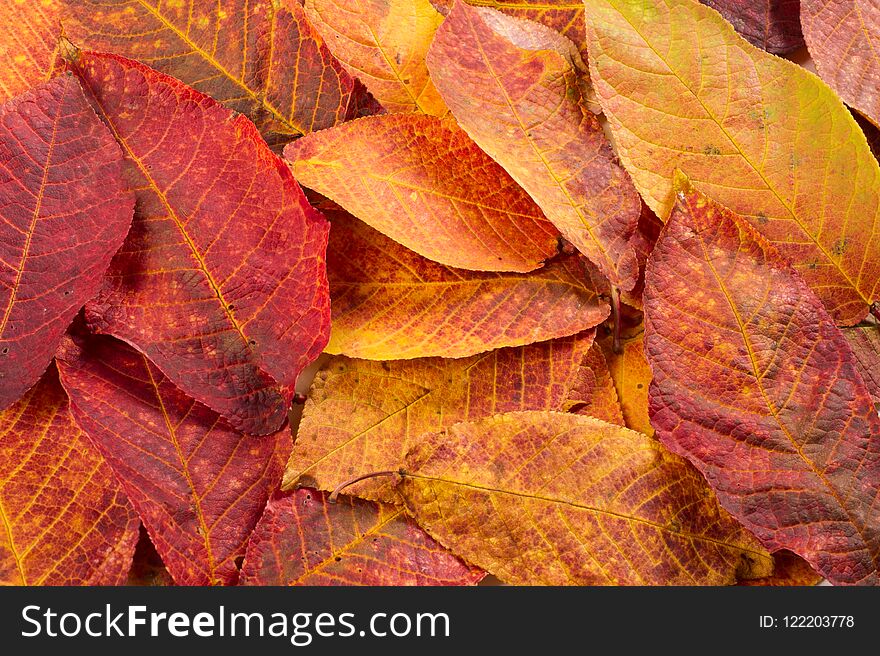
[127,527,174,587]
[240,489,482,586]
[844,322,880,407]
[396,410,773,585]
[562,341,625,425]
[67,49,331,436]
[285,114,559,272]
[598,328,654,437]
[285,331,597,502]
[304,0,447,116]
[585,0,880,324]
[0,74,133,409]
[644,182,880,585]
[427,2,641,290]
[701,0,804,54]
[0,368,139,585]
[56,329,290,586]
[323,209,607,359]
[801,0,880,128]
[740,551,823,587]
[60,0,376,146]
[0,0,62,102]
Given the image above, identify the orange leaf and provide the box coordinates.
[562,340,625,425]
[0,0,62,103]
[304,0,447,116]
[0,368,139,585]
[802,0,880,127]
[585,0,880,324]
[57,330,290,586]
[284,330,597,502]
[285,114,559,272]
[60,0,376,145]
[599,328,655,437]
[324,209,607,359]
[427,3,641,290]
[644,182,880,585]
[397,411,773,585]
[240,489,483,585]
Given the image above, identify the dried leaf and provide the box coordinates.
[644,183,880,585]
[562,341,625,425]
[0,0,61,102]
[701,1,804,54]
[0,368,139,585]
[599,328,654,437]
[585,0,880,324]
[62,0,374,145]
[56,329,290,586]
[285,114,559,272]
[398,410,773,585]
[427,3,641,290]
[0,75,133,409]
[240,489,483,585]
[304,0,447,116]
[801,0,880,127]
[324,209,607,359]
[285,331,597,502]
[69,50,331,435]
[843,322,880,407]
[740,551,823,587]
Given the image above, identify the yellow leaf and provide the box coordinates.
[585,0,880,324]
[398,410,773,585]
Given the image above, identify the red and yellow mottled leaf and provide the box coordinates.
[599,328,654,437]
[427,3,641,290]
[801,0,880,127]
[844,322,880,407]
[56,329,290,586]
[397,411,773,585]
[60,0,375,146]
[562,341,625,425]
[0,0,62,103]
[324,209,606,359]
[68,50,331,436]
[644,183,880,585]
[0,368,139,585]
[701,1,804,54]
[240,489,483,585]
[285,114,559,272]
[304,0,446,116]
[585,0,880,324]
[740,551,823,586]
[0,75,133,409]
[285,331,596,502]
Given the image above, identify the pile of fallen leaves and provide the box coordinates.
[0,0,878,587]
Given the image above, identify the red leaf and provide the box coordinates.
[0,74,133,409]
[56,328,291,585]
[0,367,139,585]
[66,49,331,435]
[240,489,483,586]
[645,183,880,585]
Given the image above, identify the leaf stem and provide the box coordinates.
[329,471,400,503]
[611,286,622,354]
